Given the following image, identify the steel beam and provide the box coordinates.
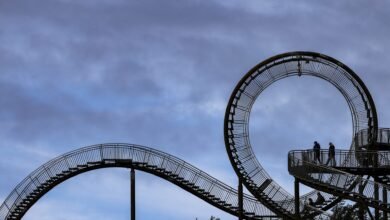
[238,178,243,220]
[383,187,388,220]
[131,168,136,220]
[294,178,300,218]
[374,177,379,220]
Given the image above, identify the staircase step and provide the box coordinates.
[258,179,272,192]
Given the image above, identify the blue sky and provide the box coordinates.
[1,1,390,219]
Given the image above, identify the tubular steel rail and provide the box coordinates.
[0,144,279,220]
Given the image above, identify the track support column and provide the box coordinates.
[131,168,136,220]
[294,178,300,218]
[383,187,388,220]
[238,178,243,220]
[358,182,365,219]
[374,177,379,220]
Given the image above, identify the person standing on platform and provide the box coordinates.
[313,141,321,164]
[326,142,336,166]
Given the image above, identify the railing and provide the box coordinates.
[355,128,390,148]
[288,151,390,211]
[0,144,276,220]
[289,149,390,170]
[377,128,390,145]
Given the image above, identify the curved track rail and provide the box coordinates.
[0,144,277,220]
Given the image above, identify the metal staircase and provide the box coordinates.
[288,149,390,214]
[0,144,278,220]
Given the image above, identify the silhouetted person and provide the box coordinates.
[313,141,321,164]
[326,142,336,166]
[314,192,325,205]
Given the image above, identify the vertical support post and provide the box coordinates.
[374,176,379,220]
[358,182,365,219]
[131,168,136,220]
[238,177,243,220]
[383,187,388,220]
[294,178,300,218]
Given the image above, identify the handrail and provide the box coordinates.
[289,149,390,169]
[355,128,390,148]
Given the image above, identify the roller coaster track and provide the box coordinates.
[2,51,390,219]
[223,52,389,219]
[0,144,277,220]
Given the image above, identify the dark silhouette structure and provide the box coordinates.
[1,51,390,220]
[224,51,389,219]
[0,144,275,220]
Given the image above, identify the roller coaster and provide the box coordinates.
[1,51,390,219]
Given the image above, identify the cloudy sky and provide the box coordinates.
[1,1,390,219]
